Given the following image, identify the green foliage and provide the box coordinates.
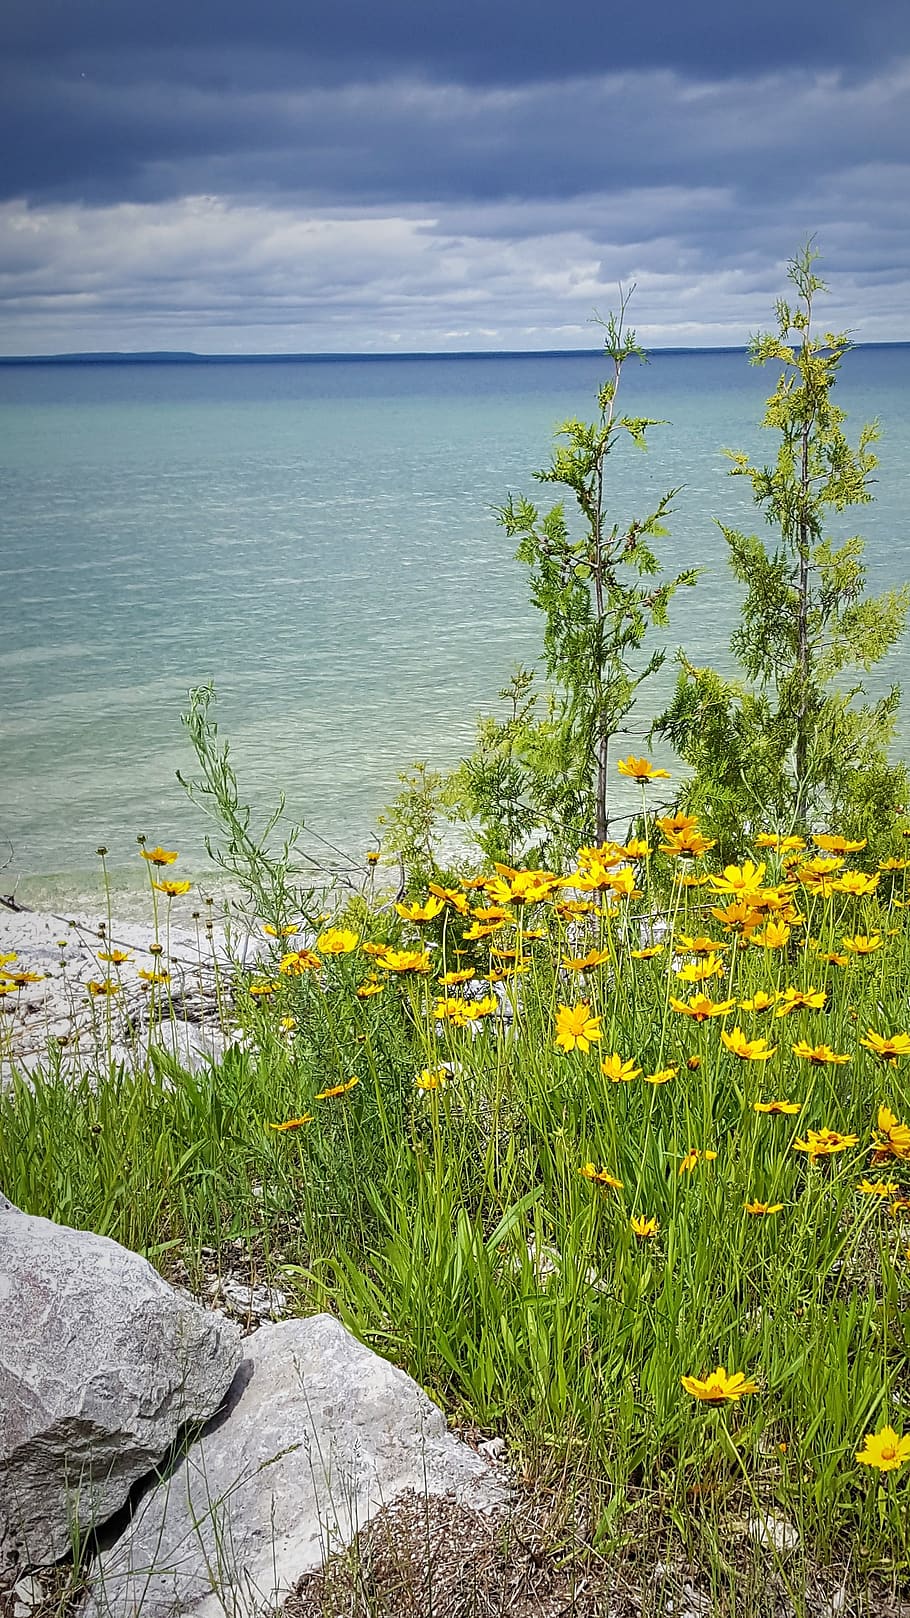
[5,828,910,1581]
[178,682,319,927]
[656,246,909,859]
[376,760,452,887]
[454,295,697,863]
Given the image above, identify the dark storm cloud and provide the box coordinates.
[1,0,908,351]
[2,0,909,205]
[7,0,908,85]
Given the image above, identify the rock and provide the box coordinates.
[89,1314,508,1618]
[206,1276,288,1324]
[10,1574,43,1616]
[747,1510,800,1554]
[0,1208,241,1575]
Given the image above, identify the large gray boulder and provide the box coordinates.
[89,1314,507,1618]
[0,1208,241,1577]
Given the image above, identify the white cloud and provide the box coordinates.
[1,59,909,351]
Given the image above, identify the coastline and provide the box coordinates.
[0,897,235,1081]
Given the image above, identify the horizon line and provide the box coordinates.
[2,339,910,365]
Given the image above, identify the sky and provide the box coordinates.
[2,0,909,354]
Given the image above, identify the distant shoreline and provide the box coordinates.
[2,341,909,366]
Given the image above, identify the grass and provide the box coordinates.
[2,807,910,1609]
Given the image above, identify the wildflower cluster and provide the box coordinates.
[238,757,910,1506]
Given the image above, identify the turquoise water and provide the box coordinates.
[1,348,909,905]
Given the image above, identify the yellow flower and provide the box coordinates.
[571,858,621,893]
[434,994,497,1025]
[377,948,432,974]
[740,991,778,1013]
[796,854,845,878]
[579,1162,623,1189]
[463,919,506,940]
[280,1016,297,1031]
[434,996,473,1026]
[316,927,360,955]
[678,1148,717,1174]
[438,968,475,985]
[87,979,120,997]
[355,977,384,999]
[554,898,598,918]
[659,827,716,858]
[601,1052,642,1083]
[676,934,728,956]
[616,755,670,782]
[248,981,276,997]
[469,899,514,925]
[841,933,883,956]
[708,860,767,897]
[395,896,445,922]
[279,949,322,975]
[834,872,880,897]
[812,833,866,853]
[630,1215,658,1238]
[554,1003,602,1053]
[0,953,18,967]
[577,840,625,867]
[871,1106,910,1163]
[855,1426,910,1472]
[753,1099,801,1115]
[561,947,611,971]
[140,845,179,866]
[792,1041,851,1066]
[675,953,725,984]
[630,944,664,959]
[755,833,806,852]
[153,879,192,897]
[710,900,763,935]
[681,1367,759,1404]
[857,1179,900,1197]
[428,883,469,913]
[365,850,381,865]
[816,950,849,966]
[792,1128,859,1161]
[264,922,299,937]
[745,1200,784,1215]
[643,1065,677,1085]
[879,856,910,871]
[138,968,170,984]
[751,920,791,950]
[775,985,827,1016]
[621,837,651,859]
[721,1027,777,1061]
[315,1077,359,1100]
[669,993,736,1022]
[467,994,498,1019]
[416,1067,448,1091]
[268,1114,312,1131]
[97,949,132,964]
[657,812,700,835]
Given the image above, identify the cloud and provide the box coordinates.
[1,2,908,351]
[2,167,909,355]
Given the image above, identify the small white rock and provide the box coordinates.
[748,1511,800,1554]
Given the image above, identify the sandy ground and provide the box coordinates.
[0,897,246,1082]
